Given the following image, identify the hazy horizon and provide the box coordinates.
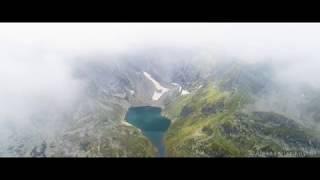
[1,23,320,157]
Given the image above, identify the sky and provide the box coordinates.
[0,23,320,126]
[1,23,320,58]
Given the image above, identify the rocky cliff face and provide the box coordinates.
[0,55,182,157]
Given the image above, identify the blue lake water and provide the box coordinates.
[125,106,171,157]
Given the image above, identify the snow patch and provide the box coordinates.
[121,121,133,127]
[171,82,182,92]
[181,90,190,96]
[121,121,142,133]
[143,72,169,101]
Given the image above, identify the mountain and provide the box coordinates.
[2,51,320,157]
[164,84,320,157]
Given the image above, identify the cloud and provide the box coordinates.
[0,42,84,126]
[0,23,320,126]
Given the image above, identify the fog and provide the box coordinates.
[0,43,83,128]
[0,23,320,127]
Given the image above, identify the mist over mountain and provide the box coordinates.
[1,23,320,157]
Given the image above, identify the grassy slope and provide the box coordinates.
[164,84,320,157]
[89,124,157,157]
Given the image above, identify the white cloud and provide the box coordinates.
[0,23,320,125]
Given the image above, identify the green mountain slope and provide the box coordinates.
[164,84,320,157]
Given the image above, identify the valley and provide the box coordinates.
[125,106,171,156]
[2,52,320,157]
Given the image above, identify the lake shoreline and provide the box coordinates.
[125,106,171,157]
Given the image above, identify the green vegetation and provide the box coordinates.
[88,125,157,157]
[164,84,320,157]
